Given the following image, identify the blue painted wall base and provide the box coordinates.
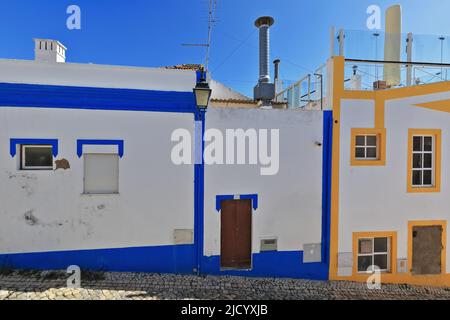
[201,251,328,280]
[0,245,196,274]
[0,246,327,281]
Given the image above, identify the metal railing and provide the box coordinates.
[344,59,450,91]
[275,64,327,110]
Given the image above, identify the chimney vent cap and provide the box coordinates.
[255,16,274,28]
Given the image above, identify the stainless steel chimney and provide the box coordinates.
[273,58,281,94]
[273,59,280,82]
[254,16,275,107]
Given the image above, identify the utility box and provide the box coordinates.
[303,243,322,263]
[260,238,278,252]
[174,229,193,245]
[397,259,408,273]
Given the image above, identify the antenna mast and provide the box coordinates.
[205,0,217,71]
[181,0,218,72]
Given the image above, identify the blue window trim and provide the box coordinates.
[215,194,258,212]
[77,140,124,158]
[0,83,197,114]
[10,139,59,157]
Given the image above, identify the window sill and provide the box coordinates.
[357,270,391,274]
[350,159,386,167]
[407,186,440,193]
[81,193,120,196]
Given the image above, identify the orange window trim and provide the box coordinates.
[353,231,398,276]
[350,128,386,166]
[407,129,442,193]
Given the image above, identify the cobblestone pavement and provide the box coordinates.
[0,270,449,300]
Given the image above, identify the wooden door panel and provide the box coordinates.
[221,199,252,269]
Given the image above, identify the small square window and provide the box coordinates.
[21,145,53,170]
[354,135,379,160]
[357,236,391,273]
[351,129,386,166]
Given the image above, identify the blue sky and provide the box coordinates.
[1,0,450,96]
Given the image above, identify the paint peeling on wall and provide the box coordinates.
[55,159,70,170]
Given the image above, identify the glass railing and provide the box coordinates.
[275,64,327,110]
[334,29,450,64]
[344,59,450,91]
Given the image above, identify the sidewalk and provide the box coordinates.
[0,270,449,300]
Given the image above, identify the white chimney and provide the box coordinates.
[34,39,67,63]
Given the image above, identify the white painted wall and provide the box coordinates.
[204,108,324,257]
[0,59,196,92]
[210,80,251,100]
[0,107,194,254]
[339,91,450,272]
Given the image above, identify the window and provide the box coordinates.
[412,136,434,187]
[350,128,386,166]
[84,154,119,194]
[21,145,53,170]
[357,237,391,273]
[407,129,441,193]
[355,135,378,160]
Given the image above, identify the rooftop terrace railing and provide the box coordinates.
[337,29,450,90]
[345,59,450,91]
[335,29,450,64]
[274,63,327,110]
[276,30,450,109]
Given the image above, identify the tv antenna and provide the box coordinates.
[181,0,218,71]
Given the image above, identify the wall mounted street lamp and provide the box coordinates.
[193,72,212,110]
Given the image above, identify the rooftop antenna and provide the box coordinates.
[181,0,218,72]
[205,0,217,71]
[373,32,380,80]
[439,36,445,80]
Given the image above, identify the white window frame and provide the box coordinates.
[355,134,378,160]
[412,135,434,187]
[357,237,391,273]
[21,145,54,170]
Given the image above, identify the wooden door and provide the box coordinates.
[412,226,443,275]
[220,199,252,270]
